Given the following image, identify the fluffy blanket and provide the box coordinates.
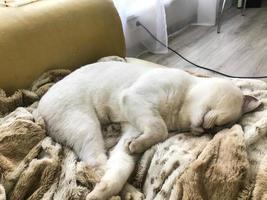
[0,68,267,200]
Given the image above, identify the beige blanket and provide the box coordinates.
[0,69,267,200]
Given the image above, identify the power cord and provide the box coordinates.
[136,21,267,79]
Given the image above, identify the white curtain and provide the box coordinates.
[113,0,168,56]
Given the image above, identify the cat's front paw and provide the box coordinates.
[128,139,146,154]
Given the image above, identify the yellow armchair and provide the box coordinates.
[0,0,125,93]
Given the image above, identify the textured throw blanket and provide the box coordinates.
[0,68,267,200]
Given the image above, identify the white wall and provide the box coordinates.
[166,0,233,30]
[165,0,198,34]
[197,0,219,25]
[196,0,233,26]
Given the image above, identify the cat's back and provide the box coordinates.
[76,61,155,87]
[39,61,194,108]
[38,61,155,116]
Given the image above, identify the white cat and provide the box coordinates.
[37,59,260,200]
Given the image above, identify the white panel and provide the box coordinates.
[197,0,219,25]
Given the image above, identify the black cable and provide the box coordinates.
[136,21,267,79]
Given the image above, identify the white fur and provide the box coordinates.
[38,60,259,200]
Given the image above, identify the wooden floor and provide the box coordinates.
[140,1,267,80]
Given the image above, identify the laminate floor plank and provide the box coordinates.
[140,2,267,80]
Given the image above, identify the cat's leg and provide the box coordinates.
[62,109,107,169]
[86,123,140,200]
[120,92,168,154]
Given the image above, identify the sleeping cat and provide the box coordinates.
[37,58,260,200]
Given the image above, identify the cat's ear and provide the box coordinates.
[242,95,261,114]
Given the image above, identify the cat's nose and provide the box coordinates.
[191,126,204,136]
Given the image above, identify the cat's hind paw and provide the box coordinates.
[124,191,145,200]
[86,182,108,200]
[121,184,145,200]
